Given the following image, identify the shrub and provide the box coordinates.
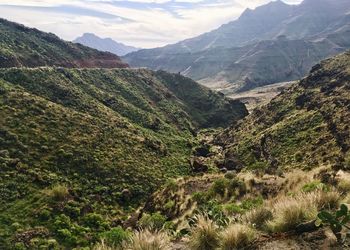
[123,229,171,250]
[48,184,69,201]
[189,214,220,250]
[210,178,229,197]
[240,196,263,210]
[223,203,243,215]
[139,212,167,230]
[224,171,235,180]
[302,181,326,193]
[57,228,78,246]
[83,213,109,231]
[164,179,177,192]
[164,200,175,210]
[317,204,350,242]
[100,227,130,247]
[220,224,256,250]
[192,192,208,204]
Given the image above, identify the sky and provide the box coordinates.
[0,0,303,48]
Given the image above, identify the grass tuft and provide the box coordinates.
[123,229,171,250]
[189,214,220,250]
[220,224,256,250]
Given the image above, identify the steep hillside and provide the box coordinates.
[0,67,247,249]
[204,37,343,92]
[74,33,140,56]
[106,51,350,250]
[124,0,350,92]
[0,19,128,68]
[217,51,350,173]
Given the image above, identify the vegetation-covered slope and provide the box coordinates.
[116,51,350,250]
[217,51,350,173]
[0,18,128,68]
[0,67,247,249]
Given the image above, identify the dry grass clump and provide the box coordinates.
[123,229,171,250]
[189,214,220,250]
[266,190,340,233]
[338,179,350,193]
[93,239,116,250]
[313,190,340,210]
[266,195,315,233]
[282,170,313,193]
[343,193,350,204]
[243,207,273,230]
[220,224,256,250]
[47,184,69,201]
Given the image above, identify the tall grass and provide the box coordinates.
[220,224,256,250]
[266,190,340,232]
[189,214,220,250]
[123,229,171,250]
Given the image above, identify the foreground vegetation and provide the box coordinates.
[92,167,350,249]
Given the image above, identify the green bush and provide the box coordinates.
[99,226,130,246]
[302,181,327,193]
[241,196,263,210]
[82,213,109,231]
[224,203,244,215]
[192,192,208,204]
[210,178,229,197]
[139,212,167,230]
[57,228,77,246]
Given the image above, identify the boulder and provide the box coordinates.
[191,157,209,173]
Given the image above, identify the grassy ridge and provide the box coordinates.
[0,18,128,68]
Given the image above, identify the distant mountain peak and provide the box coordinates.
[74,33,140,56]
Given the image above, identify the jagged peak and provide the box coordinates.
[239,0,290,20]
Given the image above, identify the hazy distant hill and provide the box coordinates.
[0,18,128,68]
[74,33,140,56]
[124,0,350,92]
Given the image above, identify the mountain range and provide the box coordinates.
[123,0,350,92]
[1,1,350,249]
[74,33,140,56]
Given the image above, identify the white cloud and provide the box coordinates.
[0,0,303,48]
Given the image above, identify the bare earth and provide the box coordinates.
[226,81,295,112]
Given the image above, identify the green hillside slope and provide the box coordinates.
[0,18,128,68]
[0,67,247,249]
[217,51,350,172]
